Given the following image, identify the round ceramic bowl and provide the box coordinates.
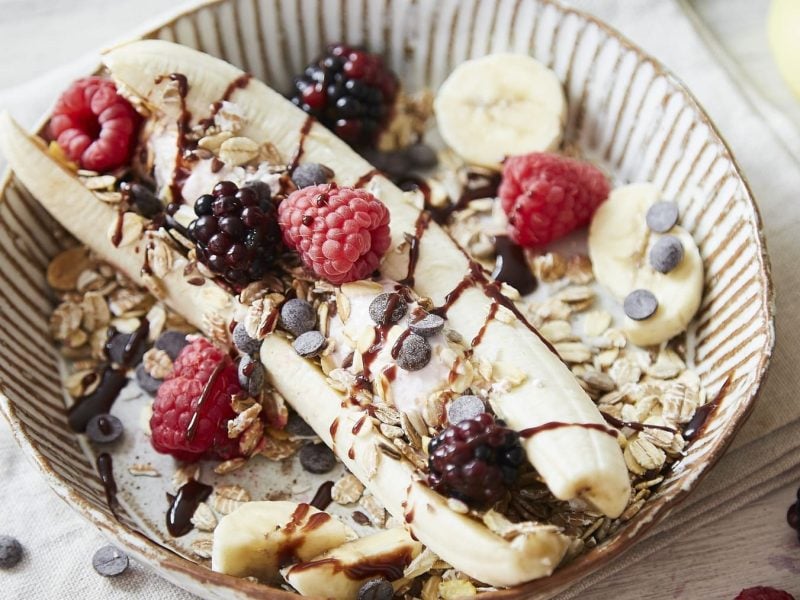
[0,0,774,598]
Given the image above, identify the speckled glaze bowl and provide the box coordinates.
[0,0,774,598]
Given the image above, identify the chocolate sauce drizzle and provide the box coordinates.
[289,116,315,172]
[684,375,732,441]
[601,412,677,435]
[68,319,150,432]
[471,302,498,348]
[160,73,192,205]
[198,73,252,128]
[185,359,228,441]
[166,479,213,537]
[97,452,119,517]
[492,235,538,296]
[519,421,619,439]
[310,481,334,510]
[399,211,432,288]
[354,169,379,188]
[287,548,415,581]
[396,170,500,226]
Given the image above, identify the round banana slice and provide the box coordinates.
[211,501,356,583]
[434,53,566,169]
[589,183,703,346]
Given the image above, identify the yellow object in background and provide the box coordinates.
[769,0,800,99]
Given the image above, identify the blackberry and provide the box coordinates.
[290,44,398,147]
[188,180,282,288]
[427,413,525,508]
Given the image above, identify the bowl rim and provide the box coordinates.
[0,0,776,598]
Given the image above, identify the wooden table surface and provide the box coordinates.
[0,0,797,598]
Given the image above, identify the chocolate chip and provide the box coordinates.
[293,331,327,358]
[123,182,162,219]
[299,443,337,474]
[447,395,486,424]
[285,413,316,437]
[649,235,684,273]
[396,333,431,371]
[86,414,123,444]
[232,322,261,354]
[280,299,317,337]
[623,289,658,321]
[238,355,265,395]
[645,201,679,233]
[154,330,189,360]
[135,364,162,395]
[787,502,799,530]
[92,545,129,577]
[106,332,147,367]
[357,578,394,600]
[292,163,334,188]
[0,536,22,569]
[368,293,407,325]
[406,143,438,169]
[409,312,445,337]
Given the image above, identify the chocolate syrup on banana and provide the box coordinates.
[68,319,150,432]
[198,73,253,128]
[286,547,415,581]
[519,421,619,439]
[166,479,213,537]
[289,116,315,172]
[354,169,379,188]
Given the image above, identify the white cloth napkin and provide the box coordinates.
[1,1,799,598]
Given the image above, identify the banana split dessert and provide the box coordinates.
[0,40,718,598]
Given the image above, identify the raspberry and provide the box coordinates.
[290,44,399,147]
[188,180,283,289]
[49,77,140,172]
[278,183,391,284]
[150,338,242,461]
[499,152,610,247]
[734,587,795,600]
[427,413,524,508]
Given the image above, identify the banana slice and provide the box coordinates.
[282,528,422,599]
[0,113,233,335]
[211,501,356,583]
[588,183,703,346]
[433,53,566,169]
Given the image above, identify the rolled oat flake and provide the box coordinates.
[623,289,658,321]
[645,201,679,233]
[649,235,684,273]
[293,331,327,358]
[92,545,129,577]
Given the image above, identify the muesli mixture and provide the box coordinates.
[26,40,718,598]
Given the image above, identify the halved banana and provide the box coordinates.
[588,183,703,346]
[282,528,422,599]
[211,501,357,583]
[433,53,566,169]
